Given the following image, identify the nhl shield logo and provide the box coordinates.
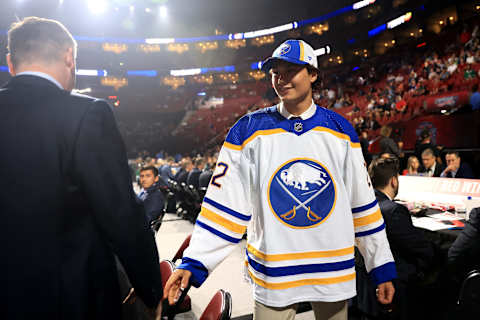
[268,158,336,228]
[294,122,303,132]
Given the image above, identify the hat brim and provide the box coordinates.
[261,56,310,72]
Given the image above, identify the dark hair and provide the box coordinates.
[8,16,76,67]
[368,157,399,189]
[472,84,478,93]
[140,166,159,177]
[446,151,460,158]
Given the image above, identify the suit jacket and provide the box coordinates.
[374,190,437,281]
[141,184,165,223]
[186,168,202,189]
[446,162,475,179]
[419,161,445,177]
[0,75,162,319]
[448,208,480,276]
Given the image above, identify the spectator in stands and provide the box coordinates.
[138,166,165,226]
[199,164,214,189]
[364,157,438,320]
[1,16,162,319]
[359,130,372,166]
[470,84,480,111]
[463,63,476,80]
[186,157,204,189]
[174,158,192,184]
[159,157,175,183]
[419,148,445,177]
[402,156,420,176]
[379,125,403,158]
[414,130,439,165]
[440,151,475,179]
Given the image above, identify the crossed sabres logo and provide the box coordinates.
[268,159,336,228]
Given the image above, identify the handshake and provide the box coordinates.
[122,269,193,320]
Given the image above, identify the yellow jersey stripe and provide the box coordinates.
[353,209,383,228]
[312,127,360,148]
[200,206,247,234]
[247,244,354,261]
[223,141,242,151]
[247,267,355,290]
[223,126,359,151]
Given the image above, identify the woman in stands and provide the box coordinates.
[402,155,420,175]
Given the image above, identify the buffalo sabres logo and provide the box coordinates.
[278,43,291,56]
[268,158,336,228]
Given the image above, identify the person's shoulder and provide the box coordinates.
[315,106,359,143]
[225,105,280,146]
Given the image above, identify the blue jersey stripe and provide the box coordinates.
[203,197,251,221]
[196,220,242,243]
[352,199,378,214]
[247,254,355,277]
[355,223,385,237]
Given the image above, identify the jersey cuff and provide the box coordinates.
[369,261,397,286]
[177,257,209,288]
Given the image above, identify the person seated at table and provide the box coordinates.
[419,148,445,177]
[358,157,439,319]
[440,151,475,179]
[448,207,480,277]
[402,156,420,176]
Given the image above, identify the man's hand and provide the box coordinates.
[163,269,192,305]
[376,281,395,304]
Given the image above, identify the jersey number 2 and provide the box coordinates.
[211,162,229,188]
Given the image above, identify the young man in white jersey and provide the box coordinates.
[165,39,396,320]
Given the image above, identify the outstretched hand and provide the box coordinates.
[376,281,395,304]
[163,269,192,305]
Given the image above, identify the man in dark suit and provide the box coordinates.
[441,151,475,179]
[138,166,165,226]
[358,157,438,319]
[0,17,162,319]
[174,158,192,184]
[419,148,445,177]
[186,157,204,189]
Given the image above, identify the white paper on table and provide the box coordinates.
[428,212,464,221]
[411,217,452,231]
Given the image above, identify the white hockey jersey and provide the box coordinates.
[178,104,396,307]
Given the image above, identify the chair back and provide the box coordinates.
[199,289,232,320]
[160,260,176,289]
[457,269,480,318]
[172,234,192,263]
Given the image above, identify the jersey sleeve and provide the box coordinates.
[342,125,397,286]
[177,120,252,287]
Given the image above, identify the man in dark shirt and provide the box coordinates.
[174,158,192,185]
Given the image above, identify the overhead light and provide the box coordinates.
[145,7,151,13]
[129,5,135,12]
[87,0,107,14]
[159,5,168,18]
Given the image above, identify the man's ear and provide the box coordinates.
[64,47,75,69]
[6,53,16,76]
[310,70,318,84]
[154,176,159,183]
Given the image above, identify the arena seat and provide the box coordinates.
[199,289,232,320]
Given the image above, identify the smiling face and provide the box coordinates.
[270,60,317,105]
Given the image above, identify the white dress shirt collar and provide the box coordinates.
[16,71,64,90]
[278,101,316,120]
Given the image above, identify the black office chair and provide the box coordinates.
[457,269,480,318]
